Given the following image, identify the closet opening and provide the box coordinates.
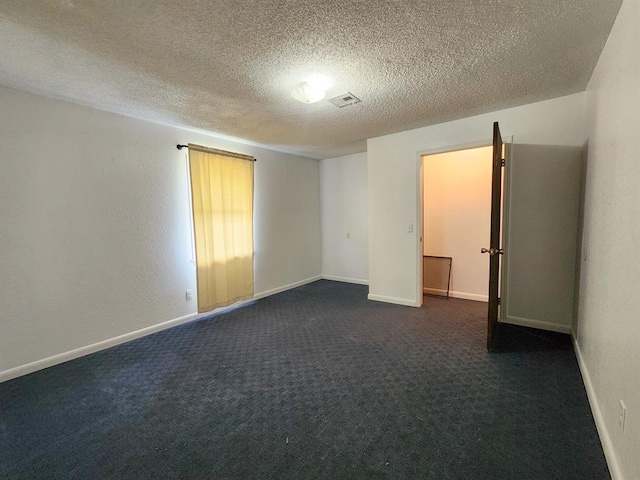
[421,146,493,305]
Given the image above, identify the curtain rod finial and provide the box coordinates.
[177,144,188,150]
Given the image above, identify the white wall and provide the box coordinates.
[423,147,492,301]
[0,85,321,377]
[501,144,583,334]
[367,92,588,306]
[320,152,369,284]
[576,1,640,478]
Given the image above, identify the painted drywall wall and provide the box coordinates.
[501,145,583,333]
[367,92,588,306]
[576,1,640,478]
[320,152,369,284]
[422,147,491,301]
[0,85,321,375]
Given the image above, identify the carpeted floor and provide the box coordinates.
[0,280,609,479]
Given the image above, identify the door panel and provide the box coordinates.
[500,145,582,333]
[486,122,503,351]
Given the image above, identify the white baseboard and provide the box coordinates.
[322,274,368,285]
[423,287,488,302]
[572,336,621,480]
[0,275,323,384]
[253,275,322,300]
[0,311,204,383]
[500,315,572,334]
[367,293,419,307]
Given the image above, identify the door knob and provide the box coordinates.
[481,248,504,255]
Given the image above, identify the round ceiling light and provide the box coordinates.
[291,74,333,104]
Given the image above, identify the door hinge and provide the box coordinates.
[501,158,505,167]
[497,297,501,306]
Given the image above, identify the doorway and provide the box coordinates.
[421,146,493,303]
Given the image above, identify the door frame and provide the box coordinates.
[498,136,513,329]
[415,139,494,308]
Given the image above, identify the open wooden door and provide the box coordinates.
[485,122,504,351]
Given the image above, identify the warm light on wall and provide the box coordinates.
[422,146,493,300]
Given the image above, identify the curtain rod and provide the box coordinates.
[177,144,256,162]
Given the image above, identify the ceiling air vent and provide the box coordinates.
[327,92,361,108]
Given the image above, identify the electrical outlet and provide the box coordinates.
[185,290,193,301]
[407,223,414,233]
[618,400,627,432]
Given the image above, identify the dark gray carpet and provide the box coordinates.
[0,280,609,479]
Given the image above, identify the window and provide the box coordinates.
[188,145,254,312]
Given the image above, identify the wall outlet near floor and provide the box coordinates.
[185,290,193,301]
[618,399,626,432]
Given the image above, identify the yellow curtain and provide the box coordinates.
[188,145,254,313]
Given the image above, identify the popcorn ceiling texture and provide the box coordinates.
[0,0,622,159]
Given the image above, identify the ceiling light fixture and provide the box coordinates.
[291,74,333,104]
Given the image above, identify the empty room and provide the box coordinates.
[0,1,638,479]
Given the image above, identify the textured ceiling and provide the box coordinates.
[0,0,622,159]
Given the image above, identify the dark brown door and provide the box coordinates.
[486,122,504,351]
